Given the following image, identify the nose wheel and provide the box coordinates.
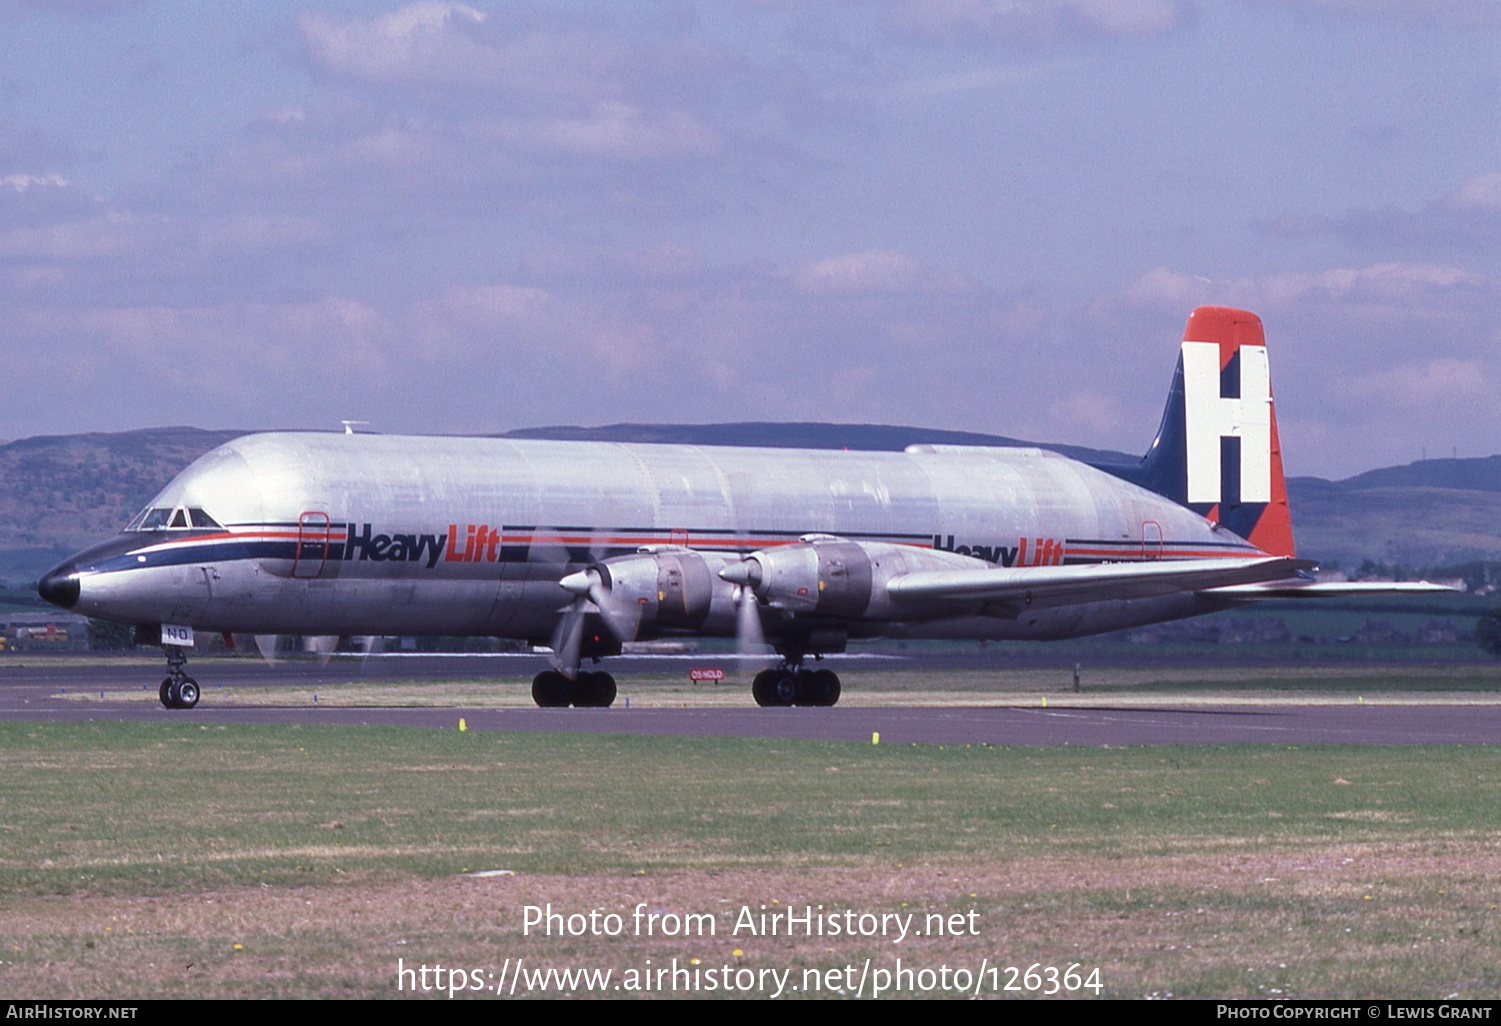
[158,646,200,709]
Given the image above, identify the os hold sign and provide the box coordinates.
[689,667,725,683]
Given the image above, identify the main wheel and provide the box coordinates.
[752,670,797,707]
[532,670,573,707]
[751,669,778,707]
[173,678,200,709]
[806,668,841,707]
[575,671,617,707]
[159,678,176,709]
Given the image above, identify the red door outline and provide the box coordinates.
[1141,521,1164,561]
[292,511,331,578]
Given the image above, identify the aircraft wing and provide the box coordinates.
[886,555,1315,612]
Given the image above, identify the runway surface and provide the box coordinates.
[3,655,1499,745]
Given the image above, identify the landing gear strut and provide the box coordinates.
[531,670,617,708]
[751,658,841,708]
[159,645,200,710]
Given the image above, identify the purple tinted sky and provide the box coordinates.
[1,0,1497,478]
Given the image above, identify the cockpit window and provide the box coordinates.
[124,506,223,532]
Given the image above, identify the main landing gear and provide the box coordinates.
[531,670,617,708]
[159,645,200,710]
[751,662,841,707]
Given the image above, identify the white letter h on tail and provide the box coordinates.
[1181,340,1272,504]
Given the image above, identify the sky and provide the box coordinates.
[1,0,1498,479]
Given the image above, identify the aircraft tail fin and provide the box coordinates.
[1102,307,1296,557]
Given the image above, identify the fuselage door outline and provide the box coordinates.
[1141,520,1164,561]
[292,511,332,579]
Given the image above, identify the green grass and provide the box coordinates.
[3,722,1501,896]
[5,723,1501,998]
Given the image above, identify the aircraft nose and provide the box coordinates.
[37,565,81,610]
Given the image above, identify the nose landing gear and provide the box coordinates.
[159,646,200,709]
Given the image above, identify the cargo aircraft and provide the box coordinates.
[37,307,1446,709]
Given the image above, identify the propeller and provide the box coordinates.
[252,633,343,668]
[303,634,339,666]
[548,566,643,678]
[253,634,281,667]
[732,581,769,677]
[722,558,770,676]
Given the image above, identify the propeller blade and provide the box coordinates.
[590,580,642,643]
[549,599,586,679]
[734,583,769,677]
[253,634,280,667]
[304,634,339,666]
[561,568,642,643]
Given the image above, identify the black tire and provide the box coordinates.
[532,670,572,707]
[751,669,778,707]
[809,668,841,707]
[159,678,176,709]
[769,671,797,707]
[174,678,200,709]
[575,671,617,707]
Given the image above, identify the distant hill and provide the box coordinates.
[1338,455,1501,494]
[2,424,1497,587]
[0,427,246,584]
[1288,457,1501,570]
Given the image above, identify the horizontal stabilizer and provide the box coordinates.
[887,556,1314,611]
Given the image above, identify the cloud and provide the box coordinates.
[793,250,971,295]
[880,0,1192,45]
[1050,389,1128,436]
[0,213,168,260]
[1123,262,1486,313]
[298,3,492,88]
[832,59,1080,101]
[486,101,721,160]
[410,283,658,378]
[1334,357,1491,408]
[1244,0,1501,25]
[1109,259,1501,476]
[298,3,723,108]
[518,244,706,286]
[1263,172,1501,251]
[1444,173,1501,212]
[191,5,780,223]
[15,297,397,403]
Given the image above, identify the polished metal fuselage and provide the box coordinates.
[60,432,1258,640]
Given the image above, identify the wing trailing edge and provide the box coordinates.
[1201,580,1457,598]
[886,555,1316,611]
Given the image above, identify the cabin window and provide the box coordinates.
[170,509,188,528]
[188,508,221,529]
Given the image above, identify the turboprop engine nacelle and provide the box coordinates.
[718,534,992,622]
[573,547,740,640]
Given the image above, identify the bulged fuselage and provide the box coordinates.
[39,431,1258,643]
